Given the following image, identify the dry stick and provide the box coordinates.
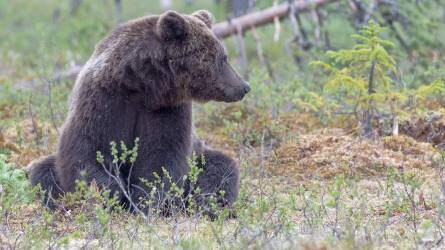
[259,130,266,200]
[324,29,332,49]
[311,7,322,47]
[400,169,419,245]
[295,11,311,50]
[273,0,281,42]
[100,163,148,220]
[287,1,307,65]
[250,25,275,80]
[313,7,331,49]
[288,1,300,37]
[390,102,399,136]
[288,0,309,44]
[13,65,82,91]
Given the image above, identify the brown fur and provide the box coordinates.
[28,10,249,212]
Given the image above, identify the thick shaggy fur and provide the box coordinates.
[28,10,248,212]
[27,154,61,209]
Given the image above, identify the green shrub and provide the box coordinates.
[0,154,34,215]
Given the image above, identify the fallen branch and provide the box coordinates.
[14,65,82,90]
[213,0,338,39]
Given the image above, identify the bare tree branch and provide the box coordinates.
[213,0,338,39]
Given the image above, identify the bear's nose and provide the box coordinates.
[243,83,251,94]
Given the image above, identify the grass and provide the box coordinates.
[1,0,445,249]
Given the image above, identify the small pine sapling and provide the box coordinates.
[312,20,401,137]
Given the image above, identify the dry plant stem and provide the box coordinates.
[288,0,310,49]
[99,163,148,220]
[332,193,341,239]
[286,1,306,65]
[288,0,300,37]
[400,170,419,246]
[295,12,309,46]
[273,0,281,42]
[259,130,266,199]
[311,8,322,46]
[389,102,399,136]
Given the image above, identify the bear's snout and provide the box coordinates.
[242,83,251,94]
[222,81,250,102]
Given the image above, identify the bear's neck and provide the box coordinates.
[134,101,193,177]
[141,86,188,111]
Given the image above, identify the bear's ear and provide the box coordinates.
[157,10,188,41]
[192,10,213,28]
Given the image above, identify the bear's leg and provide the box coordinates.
[27,154,62,209]
[189,149,240,216]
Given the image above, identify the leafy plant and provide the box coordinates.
[0,154,34,215]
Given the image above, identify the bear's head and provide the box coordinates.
[156,10,250,103]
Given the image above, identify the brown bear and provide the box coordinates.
[27,10,250,214]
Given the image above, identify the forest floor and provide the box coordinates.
[1,101,445,249]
